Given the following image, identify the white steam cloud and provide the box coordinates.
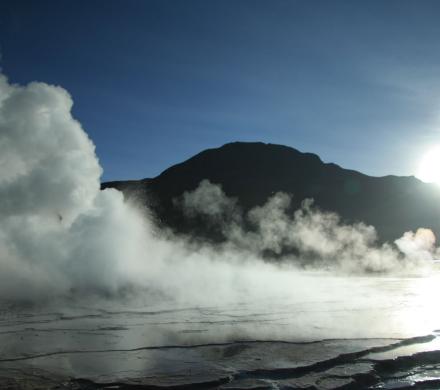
[0,75,150,300]
[176,179,438,274]
[0,74,437,305]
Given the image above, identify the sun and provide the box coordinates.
[417,146,440,184]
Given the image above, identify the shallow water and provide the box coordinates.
[2,273,440,389]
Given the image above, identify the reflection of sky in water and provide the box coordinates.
[2,273,440,384]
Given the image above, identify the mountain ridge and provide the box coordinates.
[102,141,440,243]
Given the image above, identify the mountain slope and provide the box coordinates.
[102,142,440,243]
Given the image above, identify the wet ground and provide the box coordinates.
[2,274,440,389]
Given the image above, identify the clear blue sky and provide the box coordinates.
[1,0,440,181]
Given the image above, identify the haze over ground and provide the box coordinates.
[4,3,440,389]
[0,74,438,304]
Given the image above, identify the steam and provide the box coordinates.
[0,74,437,305]
[178,179,239,221]
[176,179,438,274]
[0,77,101,222]
[0,75,150,300]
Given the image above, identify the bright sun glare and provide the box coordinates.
[417,146,440,184]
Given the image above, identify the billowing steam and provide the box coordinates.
[0,74,438,304]
[177,180,439,273]
[0,75,151,300]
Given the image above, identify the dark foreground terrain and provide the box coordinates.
[2,274,440,389]
[3,334,440,389]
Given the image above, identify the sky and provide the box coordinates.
[1,0,440,181]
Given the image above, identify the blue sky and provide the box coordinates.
[1,0,440,181]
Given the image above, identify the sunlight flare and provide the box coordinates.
[417,146,440,184]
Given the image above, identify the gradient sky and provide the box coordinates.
[1,0,440,181]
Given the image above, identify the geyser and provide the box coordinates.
[0,73,438,305]
[0,74,150,300]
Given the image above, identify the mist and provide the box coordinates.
[0,73,437,307]
[176,180,438,273]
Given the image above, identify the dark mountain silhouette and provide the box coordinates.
[102,142,440,243]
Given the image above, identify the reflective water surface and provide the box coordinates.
[2,273,440,389]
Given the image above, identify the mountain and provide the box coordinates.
[102,142,440,243]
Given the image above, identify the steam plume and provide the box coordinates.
[0,74,437,306]
[177,181,438,273]
[0,75,149,300]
